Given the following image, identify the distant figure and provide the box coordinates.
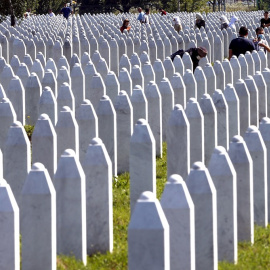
[228,15,238,32]
[220,15,229,30]
[61,3,71,19]
[159,8,167,16]
[11,14,16,27]
[195,13,205,29]
[170,47,208,72]
[137,7,144,23]
[172,16,182,33]
[120,19,131,33]
[229,26,255,60]
[24,8,32,18]
[48,9,55,17]
[142,8,150,24]
[254,27,269,51]
[260,11,270,28]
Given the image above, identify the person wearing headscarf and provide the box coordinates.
[228,15,238,31]
[220,15,229,30]
[172,16,182,33]
[170,47,208,72]
[120,19,131,33]
[195,13,205,29]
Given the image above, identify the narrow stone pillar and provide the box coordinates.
[199,94,217,165]
[114,91,133,173]
[21,163,56,270]
[75,99,98,162]
[129,190,170,270]
[212,90,229,149]
[96,95,117,176]
[167,104,190,179]
[32,114,57,180]
[56,106,79,161]
[228,135,254,243]
[130,119,156,213]
[234,79,250,136]
[0,179,19,270]
[54,149,87,264]
[185,98,204,165]
[244,76,259,127]
[82,138,113,255]
[145,81,162,157]
[244,126,267,227]
[208,146,237,263]
[186,162,218,270]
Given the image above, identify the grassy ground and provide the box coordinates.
[57,144,168,270]
[54,141,270,269]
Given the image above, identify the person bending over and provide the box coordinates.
[170,47,208,72]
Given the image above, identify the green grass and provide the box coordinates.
[219,225,270,270]
[57,144,168,269]
[56,142,270,269]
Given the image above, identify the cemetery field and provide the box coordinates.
[54,141,270,270]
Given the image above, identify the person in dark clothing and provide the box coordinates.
[170,47,208,72]
[61,3,71,19]
[229,26,255,60]
[260,11,270,28]
[195,13,205,29]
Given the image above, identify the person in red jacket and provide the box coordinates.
[120,19,131,33]
[159,8,167,16]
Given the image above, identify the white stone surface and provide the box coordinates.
[234,79,250,136]
[130,119,156,213]
[208,146,237,263]
[0,179,20,270]
[186,162,218,270]
[75,99,98,162]
[96,95,117,176]
[82,138,113,255]
[145,81,162,157]
[167,104,190,179]
[228,135,254,243]
[21,163,56,270]
[32,114,57,179]
[128,191,170,270]
[160,174,195,270]
[244,126,267,227]
[212,89,229,149]
[185,98,204,165]
[56,106,79,161]
[54,149,87,264]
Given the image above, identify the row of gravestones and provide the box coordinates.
[0,10,270,270]
[1,10,268,69]
[0,47,269,175]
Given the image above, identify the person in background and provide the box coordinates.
[159,8,167,16]
[48,9,55,17]
[170,47,208,72]
[260,11,270,28]
[195,13,205,29]
[61,3,72,19]
[142,8,150,24]
[229,26,255,60]
[137,7,144,23]
[24,8,32,18]
[228,15,238,31]
[120,19,131,33]
[220,15,229,30]
[172,16,182,33]
[254,27,269,52]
